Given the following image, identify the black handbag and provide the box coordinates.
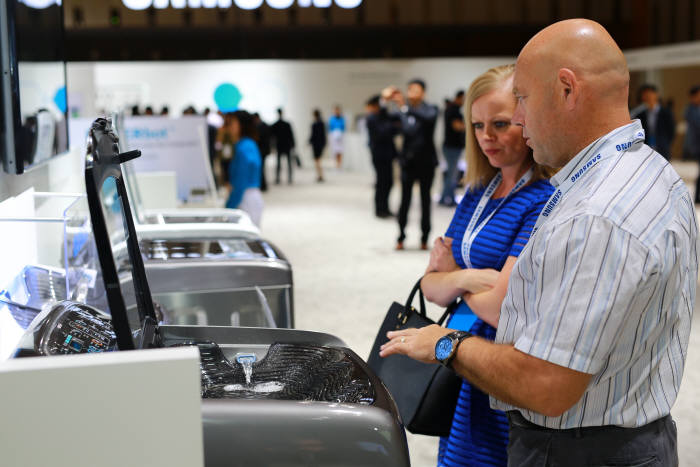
[367,278,463,437]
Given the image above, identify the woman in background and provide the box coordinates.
[328,105,346,168]
[309,109,327,182]
[420,64,554,466]
[225,110,264,227]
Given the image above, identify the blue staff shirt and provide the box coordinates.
[226,137,261,209]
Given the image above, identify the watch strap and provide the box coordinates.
[443,331,472,368]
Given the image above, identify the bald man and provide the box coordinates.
[380,19,697,466]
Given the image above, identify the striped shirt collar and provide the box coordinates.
[549,120,645,189]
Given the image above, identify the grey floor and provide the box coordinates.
[261,161,700,467]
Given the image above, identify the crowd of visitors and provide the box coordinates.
[126,69,700,245]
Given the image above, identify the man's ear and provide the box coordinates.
[557,68,578,110]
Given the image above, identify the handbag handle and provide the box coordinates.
[405,277,459,327]
[404,278,427,316]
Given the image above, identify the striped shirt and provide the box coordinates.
[492,120,699,428]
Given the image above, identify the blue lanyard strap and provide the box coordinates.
[532,125,646,235]
[462,167,534,269]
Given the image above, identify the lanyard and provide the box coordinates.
[532,125,646,235]
[462,167,534,268]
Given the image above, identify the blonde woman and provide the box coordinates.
[421,65,554,466]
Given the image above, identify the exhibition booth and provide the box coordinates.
[2,1,700,466]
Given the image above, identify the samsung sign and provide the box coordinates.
[122,0,362,9]
[19,0,362,9]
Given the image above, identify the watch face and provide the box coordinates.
[435,336,453,362]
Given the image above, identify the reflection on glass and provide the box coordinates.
[63,197,108,311]
[140,239,268,261]
[99,177,140,335]
[152,287,289,328]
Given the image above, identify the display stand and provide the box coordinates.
[0,189,88,359]
[0,346,204,467]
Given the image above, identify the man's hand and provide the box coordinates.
[379,325,453,363]
[426,237,458,273]
[381,85,405,107]
[381,86,397,101]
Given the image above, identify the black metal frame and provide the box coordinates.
[0,0,22,173]
[1,0,68,174]
[84,117,159,350]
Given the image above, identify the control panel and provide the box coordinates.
[36,302,117,356]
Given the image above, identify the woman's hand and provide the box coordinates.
[426,237,459,273]
[452,268,499,294]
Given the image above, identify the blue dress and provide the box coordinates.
[438,178,554,467]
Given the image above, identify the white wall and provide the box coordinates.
[5,44,700,226]
[625,40,700,71]
[67,57,512,155]
[0,148,84,202]
[11,41,700,203]
[5,57,513,203]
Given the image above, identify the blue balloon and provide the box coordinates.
[53,86,67,114]
[214,83,243,113]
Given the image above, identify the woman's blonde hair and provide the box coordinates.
[463,64,552,189]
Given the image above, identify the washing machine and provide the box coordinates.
[12,117,409,466]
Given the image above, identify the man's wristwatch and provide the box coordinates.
[435,331,473,368]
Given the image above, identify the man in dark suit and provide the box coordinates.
[366,94,400,218]
[632,84,675,160]
[383,79,439,250]
[440,90,466,206]
[271,108,296,184]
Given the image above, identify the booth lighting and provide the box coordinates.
[121,0,361,9]
[18,0,61,7]
[333,0,361,7]
[298,0,331,6]
[233,0,262,9]
[266,0,294,9]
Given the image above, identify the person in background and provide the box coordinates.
[144,106,154,116]
[160,106,169,116]
[309,109,327,182]
[215,112,235,186]
[130,105,140,116]
[632,83,675,159]
[421,65,553,466]
[440,90,466,207]
[329,105,346,168]
[271,108,296,185]
[684,85,700,203]
[203,107,219,185]
[383,78,438,250]
[366,94,399,218]
[253,113,272,192]
[226,110,263,227]
[382,19,697,467]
